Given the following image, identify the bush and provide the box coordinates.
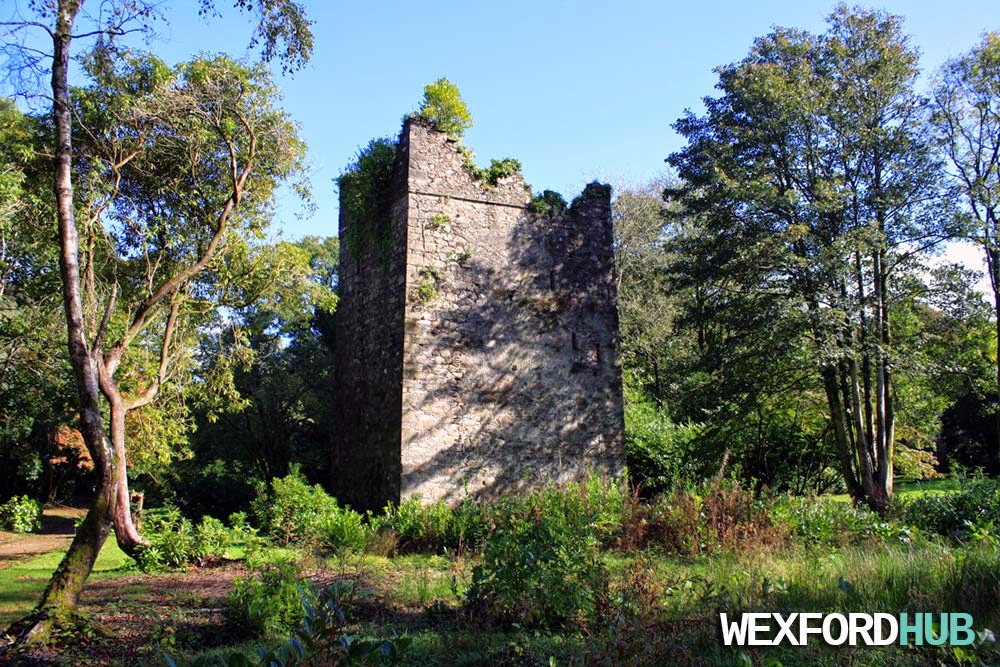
[624,395,706,495]
[378,497,452,553]
[770,496,900,547]
[189,578,411,667]
[252,468,341,547]
[134,506,249,571]
[528,190,567,216]
[321,503,369,554]
[894,476,1000,542]
[0,494,41,533]
[465,477,627,628]
[414,77,472,138]
[228,553,310,639]
[624,480,782,554]
[337,137,398,260]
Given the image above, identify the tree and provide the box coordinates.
[413,77,472,139]
[0,0,312,643]
[179,235,338,517]
[930,33,1000,472]
[667,6,948,509]
[0,98,80,503]
[613,179,677,402]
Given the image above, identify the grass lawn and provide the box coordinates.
[0,540,131,627]
[826,476,961,503]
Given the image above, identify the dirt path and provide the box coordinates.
[0,506,86,568]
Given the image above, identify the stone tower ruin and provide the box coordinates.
[333,119,624,511]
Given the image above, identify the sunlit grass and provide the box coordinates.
[0,539,131,626]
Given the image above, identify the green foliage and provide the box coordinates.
[666,6,945,505]
[893,444,941,480]
[413,267,442,306]
[569,181,612,212]
[427,213,450,230]
[770,497,902,547]
[191,578,410,666]
[451,248,472,266]
[463,156,522,188]
[466,477,629,627]
[374,496,488,554]
[379,497,453,553]
[624,391,705,494]
[0,494,41,533]
[251,467,340,547]
[134,506,250,571]
[321,503,369,555]
[228,553,309,638]
[337,138,398,261]
[894,476,1000,542]
[468,499,607,628]
[414,77,472,139]
[528,190,567,216]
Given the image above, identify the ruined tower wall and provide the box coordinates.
[332,144,409,511]
[334,119,624,510]
[398,121,624,502]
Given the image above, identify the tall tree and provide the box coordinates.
[930,33,1000,471]
[613,179,678,402]
[0,98,78,502]
[0,0,312,642]
[667,6,948,509]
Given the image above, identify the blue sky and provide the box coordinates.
[16,1,1000,241]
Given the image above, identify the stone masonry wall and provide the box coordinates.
[331,142,409,511]
[399,121,624,502]
[334,118,624,509]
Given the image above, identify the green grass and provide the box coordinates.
[826,476,960,503]
[894,476,961,496]
[0,540,131,626]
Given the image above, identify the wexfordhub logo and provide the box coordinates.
[720,612,976,647]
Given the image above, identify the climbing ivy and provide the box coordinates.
[336,137,398,260]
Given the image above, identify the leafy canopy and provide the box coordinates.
[415,77,472,139]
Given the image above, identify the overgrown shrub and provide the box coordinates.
[0,494,41,533]
[337,138,398,260]
[528,190,567,216]
[252,467,339,547]
[228,553,310,639]
[894,476,1000,542]
[624,395,706,495]
[321,503,369,554]
[378,497,453,553]
[467,498,607,629]
[624,480,783,554]
[135,506,249,571]
[186,578,410,666]
[770,496,901,547]
[366,495,488,555]
[465,476,627,628]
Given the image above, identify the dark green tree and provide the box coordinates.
[930,33,1000,472]
[667,6,949,508]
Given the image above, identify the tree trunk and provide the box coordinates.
[988,243,1000,473]
[6,0,122,644]
[822,365,863,502]
[101,379,146,554]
